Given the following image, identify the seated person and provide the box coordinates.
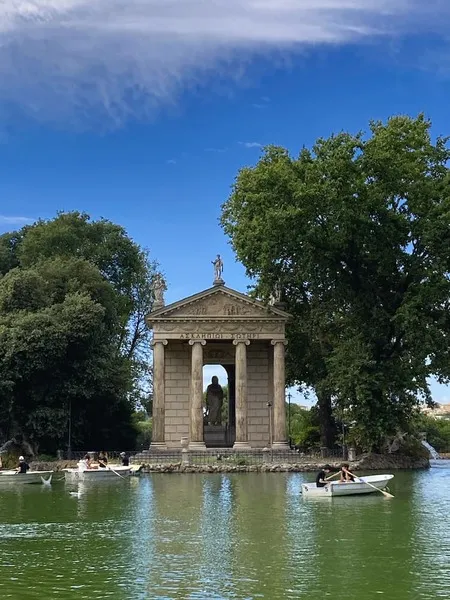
[120,452,129,467]
[17,456,30,474]
[340,463,355,482]
[82,454,92,469]
[316,464,333,488]
[98,451,108,468]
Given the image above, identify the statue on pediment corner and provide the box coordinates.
[212,254,224,285]
[153,274,167,306]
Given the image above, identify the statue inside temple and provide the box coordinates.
[206,376,224,425]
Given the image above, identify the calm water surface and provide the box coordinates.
[0,468,449,599]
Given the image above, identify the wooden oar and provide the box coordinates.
[107,466,128,480]
[346,470,394,499]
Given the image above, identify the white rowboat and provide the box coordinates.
[64,465,132,482]
[302,474,394,498]
[0,470,53,484]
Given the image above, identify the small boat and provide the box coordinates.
[63,464,132,482]
[302,474,394,498]
[0,470,53,485]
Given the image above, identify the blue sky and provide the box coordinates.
[1,0,450,404]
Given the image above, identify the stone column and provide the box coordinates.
[271,340,289,450]
[189,339,206,450]
[150,339,168,449]
[233,339,251,449]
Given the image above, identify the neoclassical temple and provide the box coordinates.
[146,266,290,450]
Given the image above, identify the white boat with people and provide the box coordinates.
[0,470,53,484]
[64,465,133,482]
[63,453,135,482]
[302,474,394,498]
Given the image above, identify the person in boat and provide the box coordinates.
[316,464,333,487]
[16,456,30,474]
[82,454,92,469]
[98,451,108,468]
[340,463,355,483]
[120,452,129,467]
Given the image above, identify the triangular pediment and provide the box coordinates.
[147,286,290,323]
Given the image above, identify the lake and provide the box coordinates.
[0,467,449,599]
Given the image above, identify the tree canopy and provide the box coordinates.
[0,212,159,454]
[221,115,450,450]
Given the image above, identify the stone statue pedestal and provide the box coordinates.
[204,425,227,447]
[213,278,225,287]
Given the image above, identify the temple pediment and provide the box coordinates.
[147,285,289,324]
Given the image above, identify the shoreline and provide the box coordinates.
[30,453,429,473]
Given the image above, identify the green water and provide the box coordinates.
[0,468,449,599]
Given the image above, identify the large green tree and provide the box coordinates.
[221,115,450,450]
[0,212,159,453]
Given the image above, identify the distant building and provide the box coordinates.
[421,403,450,419]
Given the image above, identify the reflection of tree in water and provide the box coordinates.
[203,385,229,423]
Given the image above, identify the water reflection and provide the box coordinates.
[411,468,450,599]
[0,469,449,599]
[198,476,233,596]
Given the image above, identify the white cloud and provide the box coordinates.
[166,159,177,165]
[252,96,270,109]
[239,141,263,148]
[0,215,33,225]
[0,1,447,128]
[205,147,228,153]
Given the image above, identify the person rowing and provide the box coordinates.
[120,452,129,467]
[16,456,30,474]
[98,451,108,469]
[316,464,333,488]
[340,463,355,483]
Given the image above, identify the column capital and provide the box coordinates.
[232,339,250,346]
[188,339,207,346]
[271,339,287,346]
[151,339,168,347]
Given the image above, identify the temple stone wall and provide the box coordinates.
[164,342,190,447]
[247,342,271,447]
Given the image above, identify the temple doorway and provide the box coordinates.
[202,364,235,448]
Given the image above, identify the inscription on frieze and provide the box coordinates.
[179,332,260,340]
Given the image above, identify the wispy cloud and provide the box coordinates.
[0,1,447,128]
[0,215,33,226]
[166,159,177,165]
[252,96,271,109]
[204,147,228,153]
[239,141,263,148]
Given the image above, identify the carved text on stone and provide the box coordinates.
[179,332,261,340]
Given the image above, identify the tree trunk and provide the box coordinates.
[317,391,335,448]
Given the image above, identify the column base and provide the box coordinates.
[188,441,206,451]
[150,442,167,451]
[271,441,290,450]
[233,441,251,450]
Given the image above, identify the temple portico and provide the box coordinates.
[146,269,290,450]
